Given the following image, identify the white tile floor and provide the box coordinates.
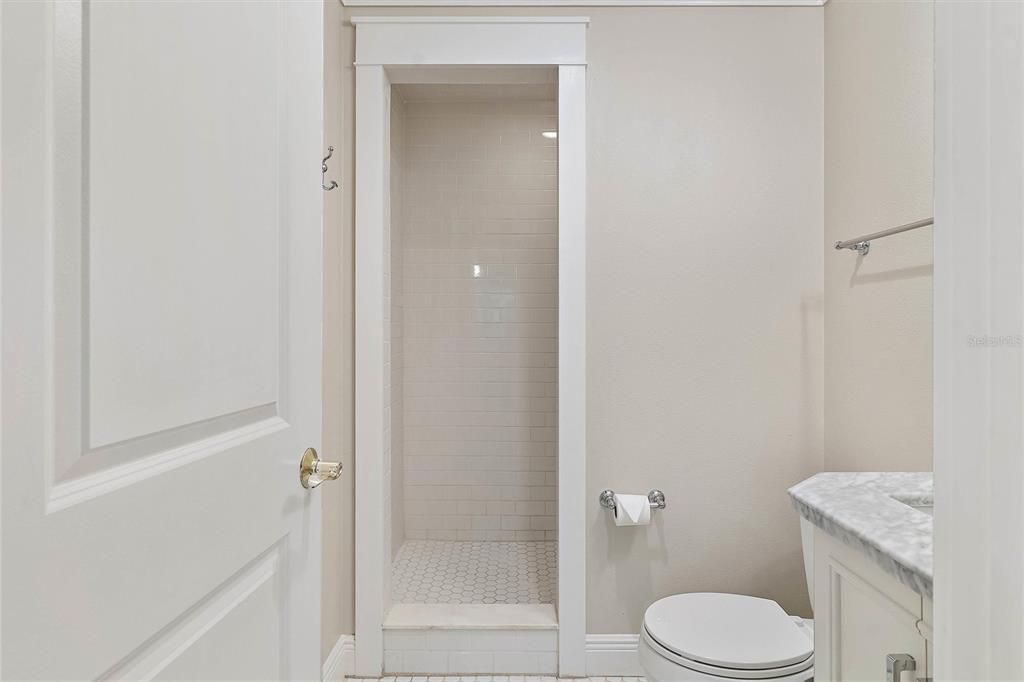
[356,677,644,681]
[356,671,638,675]
[392,541,557,604]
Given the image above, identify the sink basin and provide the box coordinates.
[892,495,934,516]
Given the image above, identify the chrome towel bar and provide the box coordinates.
[834,216,933,255]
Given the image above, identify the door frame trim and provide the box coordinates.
[933,4,1024,678]
[353,16,588,677]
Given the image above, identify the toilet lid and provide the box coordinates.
[643,593,813,671]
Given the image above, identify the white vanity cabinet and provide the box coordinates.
[812,528,932,682]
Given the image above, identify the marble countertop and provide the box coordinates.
[788,472,933,598]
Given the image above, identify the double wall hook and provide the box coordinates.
[322,146,338,191]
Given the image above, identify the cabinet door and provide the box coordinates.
[813,532,927,681]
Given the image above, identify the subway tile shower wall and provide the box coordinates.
[399,94,558,541]
[390,91,408,560]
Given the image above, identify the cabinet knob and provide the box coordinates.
[886,653,917,682]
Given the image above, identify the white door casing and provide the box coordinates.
[933,3,1024,679]
[1,1,324,679]
[353,17,588,677]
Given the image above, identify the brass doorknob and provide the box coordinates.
[299,448,342,489]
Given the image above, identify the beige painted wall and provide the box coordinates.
[323,5,824,654]
[581,8,823,631]
[823,0,933,473]
[321,0,354,661]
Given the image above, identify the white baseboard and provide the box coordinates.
[323,634,355,681]
[585,633,642,677]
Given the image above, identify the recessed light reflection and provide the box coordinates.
[541,131,558,139]
[473,264,482,278]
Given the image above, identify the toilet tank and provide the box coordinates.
[799,518,814,611]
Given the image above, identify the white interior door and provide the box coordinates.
[1,1,324,679]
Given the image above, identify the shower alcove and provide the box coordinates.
[353,17,587,678]
[389,78,559,604]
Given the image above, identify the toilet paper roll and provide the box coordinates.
[612,493,652,527]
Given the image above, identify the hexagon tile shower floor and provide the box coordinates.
[391,541,557,604]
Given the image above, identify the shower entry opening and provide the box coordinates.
[352,16,587,678]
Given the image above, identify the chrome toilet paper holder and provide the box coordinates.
[599,489,666,511]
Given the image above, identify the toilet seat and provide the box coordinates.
[641,593,813,680]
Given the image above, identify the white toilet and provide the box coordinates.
[639,520,816,681]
